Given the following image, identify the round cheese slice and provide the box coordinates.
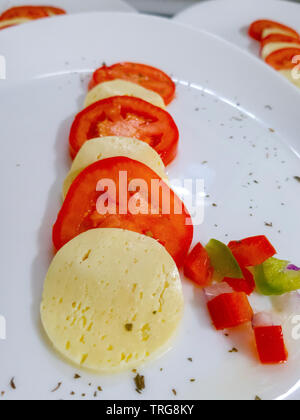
[41,228,184,372]
[62,136,168,198]
[0,18,31,29]
[261,42,300,60]
[84,79,166,109]
[262,27,298,39]
[279,69,300,88]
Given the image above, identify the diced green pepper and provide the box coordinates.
[206,239,243,279]
[254,257,300,296]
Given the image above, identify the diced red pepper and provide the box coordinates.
[254,326,288,364]
[228,235,276,267]
[207,292,254,330]
[224,266,255,295]
[184,243,214,287]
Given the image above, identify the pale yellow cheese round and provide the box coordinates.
[0,18,31,29]
[41,229,184,372]
[84,79,166,109]
[261,42,300,60]
[62,136,168,198]
[262,27,298,39]
[279,69,300,88]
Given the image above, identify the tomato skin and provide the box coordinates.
[184,243,214,287]
[224,266,255,296]
[0,6,48,20]
[207,292,254,330]
[265,47,300,70]
[0,6,66,21]
[228,236,276,267]
[43,7,66,16]
[89,62,176,105]
[52,157,193,268]
[254,326,288,364]
[69,96,179,166]
[249,20,299,41]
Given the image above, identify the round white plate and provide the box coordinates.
[175,0,300,58]
[0,0,135,17]
[0,12,300,401]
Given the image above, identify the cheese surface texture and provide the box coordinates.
[279,69,300,88]
[84,79,166,109]
[41,229,183,372]
[0,18,30,28]
[261,42,300,60]
[262,28,298,38]
[63,136,168,197]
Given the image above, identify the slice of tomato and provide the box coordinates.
[261,34,300,49]
[69,96,179,166]
[265,47,300,70]
[89,62,176,105]
[224,266,255,296]
[249,20,299,41]
[184,243,214,287]
[228,236,276,267]
[0,6,66,21]
[0,6,48,21]
[53,157,193,268]
[42,7,66,16]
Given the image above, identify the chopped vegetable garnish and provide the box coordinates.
[254,257,300,295]
[206,239,243,279]
[184,243,214,287]
[228,235,276,267]
[207,292,253,330]
[204,283,233,302]
[224,266,255,295]
[254,325,288,364]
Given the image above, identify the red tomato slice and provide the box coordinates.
[261,34,300,49]
[265,47,300,70]
[184,243,214,287]
[42,7,66,16]
[224,266,255,296]
[52,157,193,268]
[228,236,276,267]
[89,62,176,105]
[0,22,19,30]
[254,326,288,364]
[0,6,48,20]
[249,20,299,41]
[69,96,179,166]
[0,6,66,21]
[207,292,254,330]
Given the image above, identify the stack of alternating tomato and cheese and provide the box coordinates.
[0,5,66,30]
[249,19,300,88]
[41,62,194,372]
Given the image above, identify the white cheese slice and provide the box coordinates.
[261,42,300,60]
[84,79,166,109]
[41,228,184,372]
[63,136,168,198]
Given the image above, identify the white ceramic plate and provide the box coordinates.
[0,12,300,401]
[0,0,135,17]
[175,0,300,58]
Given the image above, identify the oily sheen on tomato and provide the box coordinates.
[89,62,176,105]
[52,157,193,268]
[69,96,179,166]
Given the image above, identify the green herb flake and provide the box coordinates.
[134,374,145,394]
[125,323,133,332]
